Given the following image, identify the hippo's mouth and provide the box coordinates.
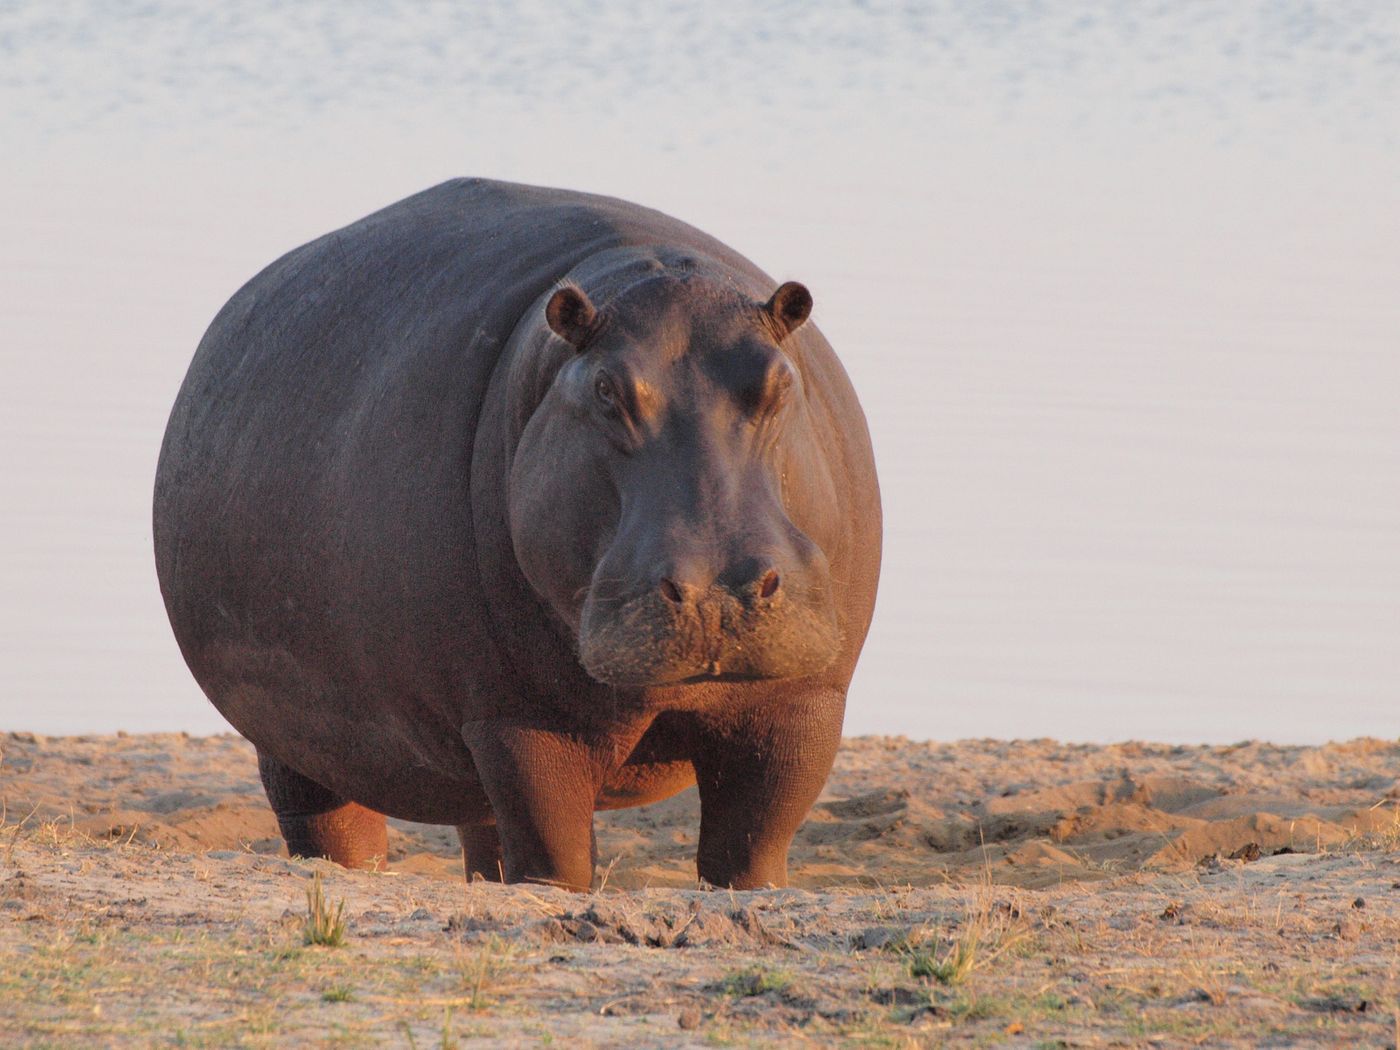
[577,587,841,689]
[677,668,776,684]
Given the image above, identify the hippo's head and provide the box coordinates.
[506,261,842,689]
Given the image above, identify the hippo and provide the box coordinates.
[153,178,881,890]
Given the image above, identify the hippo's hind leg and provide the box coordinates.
[257,751,388,871]
[456,823,504,882]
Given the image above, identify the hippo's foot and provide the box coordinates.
[457,823,504,882]
[257,750,388,871]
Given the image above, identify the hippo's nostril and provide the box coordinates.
[759,570,781,599]
[659,577,683,604]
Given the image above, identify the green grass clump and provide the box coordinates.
[902,936,978,986]
[303,871,348,947]
[718,965,794,998]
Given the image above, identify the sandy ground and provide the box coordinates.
[4,732,1400,1046]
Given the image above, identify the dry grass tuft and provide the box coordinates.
[1180,942,1231,1006]
[302,870,347,947]
[895,873,1032,987]
[455,935,519,1011]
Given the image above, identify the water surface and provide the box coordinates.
[2,2,1397,741]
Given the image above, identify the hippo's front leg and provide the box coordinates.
[460,720,604,890]
[690,689,845,889]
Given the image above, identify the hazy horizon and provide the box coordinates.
[2,2,1398,743]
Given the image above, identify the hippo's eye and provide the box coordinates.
[594,373,619,411]
[738,355,795,417]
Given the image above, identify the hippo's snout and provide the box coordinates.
[658,556,782,608]
[578,557,841,688]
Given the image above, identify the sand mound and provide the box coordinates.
[4,731,1398,888]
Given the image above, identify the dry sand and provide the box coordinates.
[4,732,1400,1046]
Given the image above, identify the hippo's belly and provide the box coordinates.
[196,639,495,826]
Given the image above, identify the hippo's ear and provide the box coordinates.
[545,285,599,351]
[764,281,813,340]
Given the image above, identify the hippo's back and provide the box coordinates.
[153,178,758,821]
